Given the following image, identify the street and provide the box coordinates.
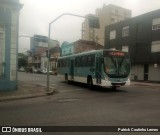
[0,72,160,132]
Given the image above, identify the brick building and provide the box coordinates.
[61,39,103,56]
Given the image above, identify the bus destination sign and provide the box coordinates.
[103,51,125,57]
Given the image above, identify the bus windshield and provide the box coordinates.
[103,52,130,78]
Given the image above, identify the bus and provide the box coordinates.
[57,49,131,89]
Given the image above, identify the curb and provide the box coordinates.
[0,93,46,102]
[131,83,160,87]
[0,89,57,102]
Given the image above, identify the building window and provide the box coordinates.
[152,18,160,30]
[122,46,129,52]
[151,40,160,53]
[122,26,129,37]
[110,30,116,40]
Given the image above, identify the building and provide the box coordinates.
[41,46,61,74]
[74,40,103,54]
[104,9,160,82]
[82,4,131,46]
[30,35,59,55]
[61,41,74,56]
[61,39,103,56]
[0,0,23,90]
[27,35,60,70]
[81,14,97,42]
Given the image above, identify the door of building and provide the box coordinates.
[144,64,148,81]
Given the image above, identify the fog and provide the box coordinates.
[18,0,160,52]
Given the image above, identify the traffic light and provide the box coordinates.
[88,16,100,28]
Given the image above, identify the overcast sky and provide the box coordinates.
[18,0,160,52]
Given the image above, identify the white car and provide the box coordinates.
[41,69,52,74]
[33,69,37,73]
[19,67,25,72]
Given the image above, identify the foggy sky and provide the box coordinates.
[19,0,160,52]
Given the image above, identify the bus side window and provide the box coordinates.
[75,57,78,67]
[79,57,82,67]
[75,57,80,67]
[87,54,95,67]
[64,59,67,67]
[58,60,60,67]
[67,58,70,67]
[82,56,87,67]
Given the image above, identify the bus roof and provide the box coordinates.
[58,49,127,59]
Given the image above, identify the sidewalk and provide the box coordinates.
[131,81,160,87]
[0,81,55,102]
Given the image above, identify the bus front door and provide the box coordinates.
[96,57,102,84]
[70,60,74,80]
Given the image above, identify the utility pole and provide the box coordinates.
[46,13,86,94]
[46,13,100,94]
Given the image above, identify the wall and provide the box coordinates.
[131,65,144,81]
[0,0,22,90]
[148,64,160,81]
[10,9,18,82]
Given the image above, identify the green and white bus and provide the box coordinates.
[57,49,131,89]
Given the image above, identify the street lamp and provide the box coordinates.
[46,13,86,94]
[46,13,100,94]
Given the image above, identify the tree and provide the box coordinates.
[18,58,27,69]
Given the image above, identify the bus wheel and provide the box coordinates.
[87,77,93,89]
[65,74,69,83]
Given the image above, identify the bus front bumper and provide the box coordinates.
[100,78,130,87]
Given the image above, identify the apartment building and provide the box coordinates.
[104,9,160,82]
[30,35,59,55]
[27,35,61,74]
[82,4,131,46]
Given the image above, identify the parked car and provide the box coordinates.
[37,68,43,74]
[41,69,46,74]
[33,69,37,73]
[19,67,25,72]
[41,69,52,74]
